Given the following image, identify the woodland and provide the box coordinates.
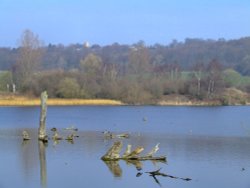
[1,30,250,104]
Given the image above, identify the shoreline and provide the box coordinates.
[0,96,123,106]
[0,99,247,107]
[0,95,248,106]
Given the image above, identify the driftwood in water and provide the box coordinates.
[38,91,48,142]
[64,125,78,131]
[101,141,166,161]
[65,133,74,141]
[103,131,130,139]
[101,141,123,160]
[22,130,31,140]
[122,144,132,157]
[52,131,63,141]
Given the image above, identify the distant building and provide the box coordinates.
[83,41,90,48]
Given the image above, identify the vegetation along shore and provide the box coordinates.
[0,95,123,106]
[0,91,249,106]
[1,30,250,105]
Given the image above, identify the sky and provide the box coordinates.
[0,0,250,47]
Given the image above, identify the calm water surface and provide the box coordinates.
[0,106,250,188]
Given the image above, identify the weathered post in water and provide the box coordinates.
[38,91,48,142]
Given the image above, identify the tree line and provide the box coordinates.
[0,30,250,104]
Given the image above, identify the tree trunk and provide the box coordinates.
[197,78,200,96]
[38,91,48,142]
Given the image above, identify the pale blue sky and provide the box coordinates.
[0,0,249,47]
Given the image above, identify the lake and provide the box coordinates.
[0,106,250,188]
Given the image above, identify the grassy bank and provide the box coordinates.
[1,90,249,106]
[0,95,123,106]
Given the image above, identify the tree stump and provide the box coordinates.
[22,130,31,140]
[38,91,48,142]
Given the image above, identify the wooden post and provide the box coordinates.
[38,91,48,142]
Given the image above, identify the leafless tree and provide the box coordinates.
[14,29,43,91]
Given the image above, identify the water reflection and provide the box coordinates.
[1,128,250,188]
[19,132,48,188]
[102,158,190,187]
[102,159,166,177]
[103,160,122,177]
[125,160,143,171]
[38,141,47,188]
[19,131,39,184]
[102,160,145,177]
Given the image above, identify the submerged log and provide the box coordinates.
[146,143,160,157]
[64,125,78,131]
[101,141,166,161]
[101,141,123,160]
[122,144,132,157]
[125,146,144,158]
[126,156,167,161]
[116,133,130,138]
[65,133,74,141]
[52,131,63,140]
[102,131,130,139]
[22,130,30,140]
[38,91,48,142]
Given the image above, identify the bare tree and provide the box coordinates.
[79,53,103,97]
[193,62,205,96]
[14,29,43,91]
[128,42,151,75]
[206,59,223,97]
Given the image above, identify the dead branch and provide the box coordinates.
[101,141,166,161]
[52,131,63,141]
[125,146,144,158]
[122,144,132,157]
[146,143,160,157]
[101,141,123,160]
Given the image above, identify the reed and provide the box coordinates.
[0,96,123,106]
